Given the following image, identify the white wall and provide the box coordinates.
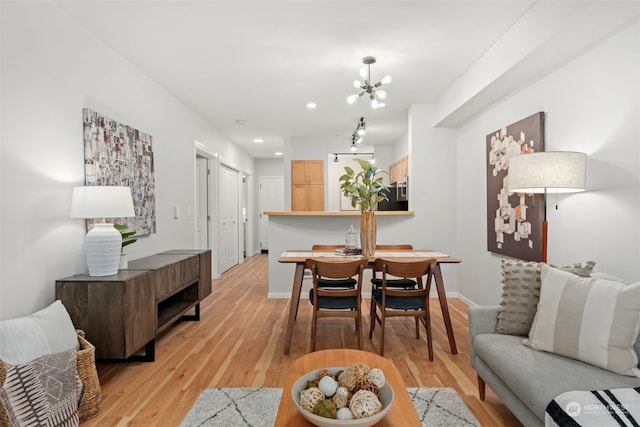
[455,20,640,306]
[407,105,459,284]
[0,2,254,319]
[255,158,285,177]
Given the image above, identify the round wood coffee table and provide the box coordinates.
[275,349,420,426]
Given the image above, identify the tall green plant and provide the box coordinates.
[339,158,389,213]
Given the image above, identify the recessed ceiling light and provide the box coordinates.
[253,138,264,143]
[306,102,317,109]
[274,152,283,156]
[235,119,245,125]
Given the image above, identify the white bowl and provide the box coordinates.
[291,367,394,427]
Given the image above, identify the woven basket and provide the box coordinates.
[0,333,102,424]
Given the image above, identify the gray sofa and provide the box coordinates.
[469,306,640,427]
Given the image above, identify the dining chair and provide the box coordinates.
[311,244,357,288]
[369,257,437,360]
[305,257,368,352]
[371,245,417,289]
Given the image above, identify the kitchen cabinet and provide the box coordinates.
[291,160,324,211]
[389,155,408,184]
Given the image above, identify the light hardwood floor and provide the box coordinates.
[85,253,522,426]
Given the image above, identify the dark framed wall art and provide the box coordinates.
[486,112,545,262]
[82,108,157,236]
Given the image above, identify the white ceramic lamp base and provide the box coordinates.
[85,223,123,276]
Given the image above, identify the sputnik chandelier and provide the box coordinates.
[350,117,366,151]
[347,57,391,109]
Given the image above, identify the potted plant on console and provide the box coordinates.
[339,158,388,256]
[114,224,137,269]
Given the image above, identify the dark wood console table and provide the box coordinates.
[56,249,211,362]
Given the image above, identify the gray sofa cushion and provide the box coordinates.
[474,333,640,418]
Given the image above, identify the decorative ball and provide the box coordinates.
[367,368,386,388]
[353,379,380,399]
[318,375,339,397]
[316,369,335,380]
[351,362,370,381]
[313,399,337,419]
[349,390,383,419]
[336,407,354,420]
[300,387,325,412]
[337,370,357,391]
[332,387,349,408]
[305,379,319,389]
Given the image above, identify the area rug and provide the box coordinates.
[181,387,480,426]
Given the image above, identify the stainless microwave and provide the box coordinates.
[396,178,408,201]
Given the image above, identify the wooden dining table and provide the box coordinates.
[278,249,461,355]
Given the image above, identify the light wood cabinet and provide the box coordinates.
[291,160,324,211]
[389,155,409,184]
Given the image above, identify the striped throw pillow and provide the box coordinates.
[496,260,595,336]
[524,264,640,377]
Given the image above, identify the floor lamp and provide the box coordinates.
[71,186,135,276]
[508,151,587,263]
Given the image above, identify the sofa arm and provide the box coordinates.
[468,306,499,338]
[468,306,499,369]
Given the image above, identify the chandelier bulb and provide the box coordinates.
[381,75,392,85]
[371,98,379,109]
[346,94,358,104]
[357,128,365,136]
[377,90,387,100]
[350,144,357,152]
[353,80,362,89]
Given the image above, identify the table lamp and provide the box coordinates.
[71,186,135,276]
[508,151,586,262]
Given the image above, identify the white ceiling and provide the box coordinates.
[56,1,635,158]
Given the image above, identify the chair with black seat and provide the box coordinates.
[305,257,368,352]
[311,244,357,289]
[369,257,437,360]
[370,244,417,290]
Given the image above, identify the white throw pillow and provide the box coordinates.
[524,265,640,377]
[0,300,79,365]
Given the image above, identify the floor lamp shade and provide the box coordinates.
[507,151,587,263]
[508,151,587,194]
[71,186,135,276]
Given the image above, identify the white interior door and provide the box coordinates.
[195,156,209,249]
[219,164,239,273]
[259,176,284,251]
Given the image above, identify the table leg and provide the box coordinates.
[284,263,305,355]
[434,263,458,354]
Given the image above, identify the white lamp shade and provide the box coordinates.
[71,186,135,218]
[508,152,587,194]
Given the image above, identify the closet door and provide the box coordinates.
[219,164,239,273]
[259,176,284,251]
